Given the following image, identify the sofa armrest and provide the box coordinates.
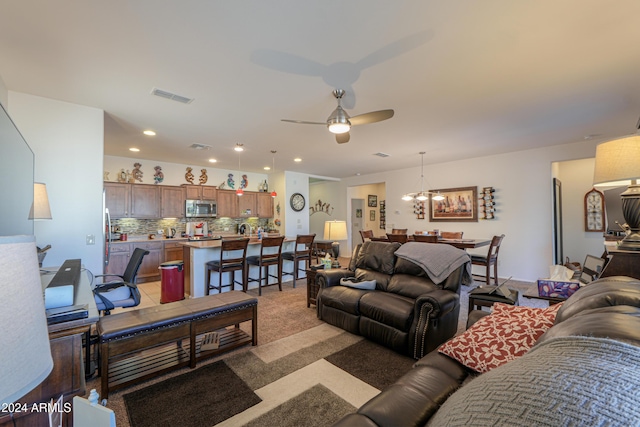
[411,290,460,359]
[316,269,354,288]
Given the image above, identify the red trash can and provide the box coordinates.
[160,260,184,303]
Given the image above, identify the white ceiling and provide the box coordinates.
[1,1,640,178]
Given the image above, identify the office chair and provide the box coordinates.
[93,248,149,315]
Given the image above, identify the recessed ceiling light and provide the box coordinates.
[294,157,302,162]
[143,130,156,136]
[264,166,271,170]
[234,143,244,152]
[129,147,140,152]
[208,158,217,163]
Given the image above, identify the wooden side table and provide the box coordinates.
[306,268,320,307]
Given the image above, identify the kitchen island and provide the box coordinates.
[182,236,297,297]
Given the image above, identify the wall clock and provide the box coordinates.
[584,188,605,232]
[290,193,306,212]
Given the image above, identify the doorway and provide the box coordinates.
[351,198,365,249]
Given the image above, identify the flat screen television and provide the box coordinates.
[603,186,627,234]
[0,101,34,236]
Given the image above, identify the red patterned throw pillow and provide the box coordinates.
[438,303,563,373]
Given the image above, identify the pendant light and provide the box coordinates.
[270,150,277,198]
[401,152,444,201]
[236,149,243,196]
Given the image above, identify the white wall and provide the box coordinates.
[284,171,310,237]
[9,92,105,276]
[0,75,7,107]
[332,140,599,282]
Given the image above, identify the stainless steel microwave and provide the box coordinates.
[185,199,217,218]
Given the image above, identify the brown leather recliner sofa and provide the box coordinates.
[333,276,640,427]
[316,241,471,359]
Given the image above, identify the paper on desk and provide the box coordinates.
[549,265,574,281]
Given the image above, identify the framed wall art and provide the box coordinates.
[368,195,378,207]
[370,210,376,221]
[429,186,478,222]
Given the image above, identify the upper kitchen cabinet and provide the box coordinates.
[256,192,274,218]
[161,186,185,218]
[183,185,217,200]
[238,192,257,218]
[216,189,239,218]
[105,182,159,219]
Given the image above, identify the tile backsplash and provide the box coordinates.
[112,217,272,237]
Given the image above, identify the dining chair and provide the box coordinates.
[470,234,505,285]
[391,228,408,235]
[441,231,463,239]
[359,229,374,243]
[205,237,250,295]
[412,234,438,243]
[282,234,315,286]
[386,233,408,243]
[247,235,285,296]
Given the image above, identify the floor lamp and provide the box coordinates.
[593,136,640,251]
[0,236,53,407]
[324,220,347,268]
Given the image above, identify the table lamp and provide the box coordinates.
[324,220,347,267]
[593,136,640,251]
[0,235,53,407]
[28,182,52,220]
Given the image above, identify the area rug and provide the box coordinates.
[124,324,415,427]
[123,361,262,427]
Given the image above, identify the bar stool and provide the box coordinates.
[205,238,249,295]
[247,235,285,296]
[282,234,315,286]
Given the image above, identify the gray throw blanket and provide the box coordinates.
[395,242,472,285]
[429,336,640,426]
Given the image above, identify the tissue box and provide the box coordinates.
[537,279,581,299]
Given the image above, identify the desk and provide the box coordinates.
[0,269,99,427]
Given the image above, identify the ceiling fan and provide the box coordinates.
[281,89,394,144]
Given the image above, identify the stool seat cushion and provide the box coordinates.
[282,251,309,260]
[247,255,279,265]
[207,260,244,269]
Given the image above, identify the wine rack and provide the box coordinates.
[480,187,496,219]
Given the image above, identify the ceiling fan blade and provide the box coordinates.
[336,132,350,144]
[281,119,326,125]
[349,109,394,126]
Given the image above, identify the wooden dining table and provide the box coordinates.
[370,235,491,250]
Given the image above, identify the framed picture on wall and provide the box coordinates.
[368,195,378,207]
[429,186,478,222]
[356,209,362,218]
[370,210,376,221]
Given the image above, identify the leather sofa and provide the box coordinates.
[333,276,640,426]
[316,241,470,359]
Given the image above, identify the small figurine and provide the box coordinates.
[132,162,143,182]
[117,169,127,183]
[185,167,194,184]
[199,169,208,185]
[227,173,235,189]
[240,174,248,189]
[127,170,135,183]
[218,181,227,190]
[103,171,110,181]
[153,166,164,184]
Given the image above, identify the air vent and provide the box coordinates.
[373,152,390,158]
[151,87,194,104]
[189,143,211,150]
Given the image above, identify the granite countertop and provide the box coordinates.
[111,233,287,247]
[181,235,291,248]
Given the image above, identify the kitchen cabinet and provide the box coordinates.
[130,184,160,218]
[131,241,163,282]
[164,240,184,262]
[161,186,185,218]
[183,184,217,200]
[256,192,274,218]
[104,182,129,218]
[217,189,239,218]
[104,182,160,219]
[238,192,257,217]
[105,243,130,276]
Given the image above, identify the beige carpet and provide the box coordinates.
[87,275,545,427]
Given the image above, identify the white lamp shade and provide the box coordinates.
[593,136,640,187]
[28,182,52,220]
[0,235,53,406]
[324,220,348,241]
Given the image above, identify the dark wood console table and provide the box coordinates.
[600,249,640,280]
[0,269,99,427]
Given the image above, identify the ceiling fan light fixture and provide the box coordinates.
[328,121,351,134]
